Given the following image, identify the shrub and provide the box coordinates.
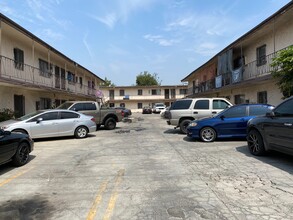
[0,108,15,122]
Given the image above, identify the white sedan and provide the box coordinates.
[0,109,96,139]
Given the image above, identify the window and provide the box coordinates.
[235,95,245,104]
[138,103,143,109]
[151,89,161,95]
[120,90,125,96]
[60,112,79,119]
[194,100,209,109]
[179,89,187,95]
[109,103,115,108]
[138,89,143,95]
[171,100,192,110]
[120,103,125,107]
[257,91,267,104]
[213,100,230,109]
[249,105,271,116]
[256,45,266,66]
[40,98,51,109]
[39,59,51,78]
[14,48,24,70]
[31,112,58,121]
[274,98,293,117]
[222,106,247,118]
[70,103,97,111]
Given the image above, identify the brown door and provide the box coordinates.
[14,95,25,117]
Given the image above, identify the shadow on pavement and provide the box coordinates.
[236,145,293,174]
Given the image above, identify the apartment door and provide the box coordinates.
[165,89,169,99]
[171,89,176,99]
[14,95,25,117]
[61,68,66,89]
[109,90,114,100]
[55,66,60,88]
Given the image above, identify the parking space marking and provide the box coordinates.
[0,167,34,187]
[87,180,109,220]
[103,169,125,220]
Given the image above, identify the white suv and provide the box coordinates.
[152,103,166,114]
[166,98,233,134]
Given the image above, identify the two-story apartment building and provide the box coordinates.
[182,1,293,106]
[101,85,188,112]
[0,13,104,117]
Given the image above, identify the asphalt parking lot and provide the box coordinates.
[1,113,293,220]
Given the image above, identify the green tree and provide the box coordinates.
[101,77,115,87]
[136,71,161,86]
[271,45,293,98]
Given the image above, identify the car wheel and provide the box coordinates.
[74,126,88,138]
[200,127,216,142]
[247,129,265,156]
[179,119,191,134]
[104,118,116,130]
[12,142,30,166]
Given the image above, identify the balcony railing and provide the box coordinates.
[0,55,97,98]
[188,50,279,96]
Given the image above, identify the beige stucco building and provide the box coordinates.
[0,13,104,117]
[182,1,293,106]
[100,85,188,112]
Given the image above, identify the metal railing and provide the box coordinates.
[0,55,97,98]
[188,50,279,96]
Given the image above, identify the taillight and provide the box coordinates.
[91,118,96,123]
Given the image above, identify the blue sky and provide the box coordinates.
[0,0,291,86]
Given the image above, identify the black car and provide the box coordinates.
[247,96,293,156]
[114,107,132,117]
[0,129,34,166]
[142,106,152,114]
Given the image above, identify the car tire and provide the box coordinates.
[180,119,191,134]
[12,142,30,166]
[247,129,266,156]
[74,126,88,138]
[200,127,216,142]
[104,118,116,130]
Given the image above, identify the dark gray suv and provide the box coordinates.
[247,96,293,156]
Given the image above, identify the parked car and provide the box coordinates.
[152,103,166,114]
[142,106,152,114]
[0,129,34,166]
[247,96,293,156]
[187,104,274,142]
[57,101,123,130]
[114,107,132,117]
[166,98,233,134]
[0,109,96,139]
[160,106,170,118]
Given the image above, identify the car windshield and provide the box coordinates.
[56,102,73,109]
[18,110,44,121]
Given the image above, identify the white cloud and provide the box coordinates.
[91,13,117,29]
[144,34,180,46]
[83,32,94,61]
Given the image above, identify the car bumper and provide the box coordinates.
[89,125,97,133]
[186,127,200,138]
[29,138,34,152]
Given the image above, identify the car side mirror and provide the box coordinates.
[220,115,225,120]
[266,111,275,117]
[36,118,43,123]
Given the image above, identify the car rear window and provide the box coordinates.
[171,100,192,110]
[249,105,271,116]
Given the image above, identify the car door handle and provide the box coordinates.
[212,111,217,114]
[193,112,198,114]
[284,123,292,126]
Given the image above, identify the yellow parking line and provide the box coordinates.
[87,180,109,220]
[0,167,33,187]
[103,169,125,220]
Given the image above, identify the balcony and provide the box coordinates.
[188,50,278,96]
[0,55,97,98]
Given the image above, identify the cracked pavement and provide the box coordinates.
[0,113,293,219]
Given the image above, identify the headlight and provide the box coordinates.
[189,122,197,127]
